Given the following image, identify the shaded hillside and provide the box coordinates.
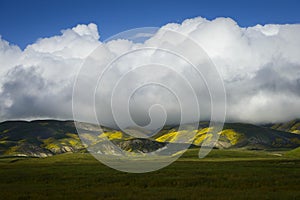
[153,123,300,149]
[0,120,83,157]
[218,123,300,149]
[264,119,300,134]
[1,120,300,157]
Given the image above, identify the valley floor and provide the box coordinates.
[0,149,300,200]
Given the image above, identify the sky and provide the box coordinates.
[0,0,300,126]
[0,0,300,49]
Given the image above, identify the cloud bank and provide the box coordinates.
[0,17,300,125]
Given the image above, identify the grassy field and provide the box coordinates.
[1,149,300,200]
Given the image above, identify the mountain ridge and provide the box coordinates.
[1,119,300,157]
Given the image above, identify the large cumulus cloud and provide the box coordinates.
[0,17,300,124]
[0,23,100,120]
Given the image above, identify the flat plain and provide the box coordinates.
[1,149,300,200]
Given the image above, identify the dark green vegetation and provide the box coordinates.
[1,149,300,200]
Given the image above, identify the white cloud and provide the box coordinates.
[0,37,22,78]
[0,17,300,125]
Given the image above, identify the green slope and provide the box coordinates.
[285,147,300,158]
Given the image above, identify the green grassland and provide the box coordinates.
[1,149,300,200]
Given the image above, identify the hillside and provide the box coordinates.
[153,122,300,149]
[1,120,300,157]
[0,120,83,157]
[264,119,300,134]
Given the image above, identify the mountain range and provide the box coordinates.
[0,119,300,157]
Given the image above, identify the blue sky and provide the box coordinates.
[0,0,300,123]
[0,0,300,49]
